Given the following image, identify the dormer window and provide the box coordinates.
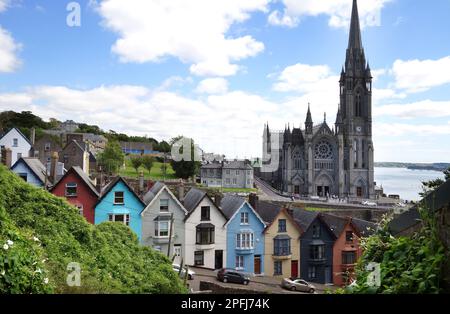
[114,191,124,205]
[160,199,169,212]
[12,138,18,147]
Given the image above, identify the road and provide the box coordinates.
[254,176,291,202]
[187,267,335,294]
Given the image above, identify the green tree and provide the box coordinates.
[141,155,154,175]
[130,156,143,174]
[421,167,450,197]
[169,136,201,180]
[97,141,125,175]
[156,141,171,153]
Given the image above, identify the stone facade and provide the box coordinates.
[200,160,254,189]
[261,0,375,200]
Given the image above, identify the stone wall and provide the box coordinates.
[199,281,269,294]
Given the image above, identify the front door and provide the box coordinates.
[294,185,300,195]
[214,250,223,270]
[357,187,363,197]
[317,186,323,197]
[325,266,332,284]
[291,260,299,278]
[254,255,261,274]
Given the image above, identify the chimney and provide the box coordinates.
[214,193,223,208]
[96,167,103,193]
[139,171,144,195]
[286,207,294,218]
[30,128,36,146]
[1,147,12,168]
[178,181,185,202]
[249,193,258,210]
[50,151,59,184]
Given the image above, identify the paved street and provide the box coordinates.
[187,267,336,294]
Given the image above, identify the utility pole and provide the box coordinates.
[166,213,174,258]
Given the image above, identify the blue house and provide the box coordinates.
[221,195,266,275]
[10,157,48,188]
[293,210,336,284]
[95,176,146,240]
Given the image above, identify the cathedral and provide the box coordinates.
[261,0,375,200]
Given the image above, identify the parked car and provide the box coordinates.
[281,278,316,293]
[362,200,377,207]
[172,264,195,280]
[216,268,250,285]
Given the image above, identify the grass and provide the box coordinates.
[305,207,334,212]
[119,157,177,180]
[196,185,258,194]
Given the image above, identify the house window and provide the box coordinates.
[201,206,210,221]
[247,179,250,185]
[225,178,230,184]
[312,225,320,238]
[18,173,28,181]
[226,169,230,175]
[76,205,83,216]
[247,170,251,175]
[194,251,204,266]
[160,199,169,212]
[236,170,240,175]
[346,231,354,243]
[342,251,357,265]
[236,233,254,249]
[309,245,325,260]
[274,239,290,256]
[44,143,51,151]
[63,154,69,164]
[278,219,287,232]
[196,225,215,245]
[308,266,317,279]
[232,178,237,185]
[240,212,249,224]
[12,138,18,147]
[154,221,170,237]
[235,256,244,269]
[274,261,282,275]
[108,214,130,226]
[65,183,77,197]
[174,245,182,257]
[114,191,124,204]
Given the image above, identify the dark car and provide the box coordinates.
[216,268,250,285]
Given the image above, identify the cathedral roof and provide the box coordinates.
[348,0,363,51]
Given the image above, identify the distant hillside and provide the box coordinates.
[375,162,450,172]
[0,165,186,294]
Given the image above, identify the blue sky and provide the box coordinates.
[0,0,450,162]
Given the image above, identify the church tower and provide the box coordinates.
[339,0,375,199]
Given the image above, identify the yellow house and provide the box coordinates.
[263,208,303,279]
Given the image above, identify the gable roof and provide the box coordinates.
[254,200,282,224]
[97,176,146,208]
[221,195,266,227]
[62,140,86,153]
[352,217,377,237]
[141,182,187,216]
[11,157,47,185]
[320,214,348,238]
[50,166,99,197]
[182,187,228,221]
[0,127,32,146]
[263,207,303,235]
[292,208,318,232]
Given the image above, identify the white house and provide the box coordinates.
[183,188,227,270]
[141,182,188,264]
[0,128,32,166]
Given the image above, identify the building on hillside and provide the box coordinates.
[200,160,254,189]
[221,195,266,275]
[10,157,48,188]
[120,141,155,155]
[261,0,375,200]
[50,166,100,224]
[31,133,63,165]
[95,176,146,240]
[60,140,90,174]
[0,127,32,166]
[141,182,188,262]
[183,188,227,270]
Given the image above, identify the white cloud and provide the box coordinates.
[268,0,391,28]
[95,0,269,76]
[375,100,450,119]
[0,1,21,73]
[196,78,229,94]
[375,122,450,137]
[372,88,406,103]
[392,56,450,93]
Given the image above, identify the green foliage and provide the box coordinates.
[75,123,104,135]
[170,136,201,180]
[155,141,171,153]
[0,165,187,294]
[97,141,125,175]
[338,212,445,294]
[141,155,155,174]
[421,167,450,197]
[130,156,143,174]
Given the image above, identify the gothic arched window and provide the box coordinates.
[294,152,301,169]
[314,141,333,160]
[355,93,362,117]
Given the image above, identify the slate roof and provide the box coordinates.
[143,181,165,205]
[97,176,146,207]
[220,195,246,219]
[321,214,348,238]
[0,127,32,145]
[12,157,47,185]
[183,188,207,213]
[254,200,282,224]
[201,163,223,169]
[292,208,319,232]
[222,160,253,170]
[71,166,99,197]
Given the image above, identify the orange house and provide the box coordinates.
[322,215,375,286]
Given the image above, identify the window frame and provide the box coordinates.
[114,191,125,205]
[235,255,244,269]
[200,206,210,221]
[278,219,287,232]
[159,199,169,212]
[108,213,130,226]
[194,251,204,266]
[65,183,78,197]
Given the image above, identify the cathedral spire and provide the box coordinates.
[306,103,313,124]
[348,0,363,50]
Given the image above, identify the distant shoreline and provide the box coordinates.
[375,162,450,172]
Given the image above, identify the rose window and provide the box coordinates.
[315,141,333,159]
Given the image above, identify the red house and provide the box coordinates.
[50,166,99,224]
[322,215,376,286]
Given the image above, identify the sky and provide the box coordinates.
[0,0,450,163]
